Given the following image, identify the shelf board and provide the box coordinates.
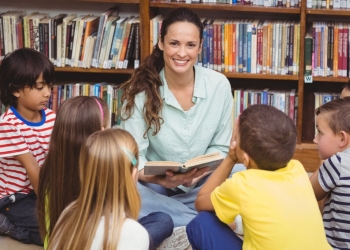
[311,76,349,83]
[222,73,299,80]
[150,1,300,13]
[55,67,134,74]
[306,8,350,15]
[71,0,139,2]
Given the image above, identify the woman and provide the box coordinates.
[121,7,236,227]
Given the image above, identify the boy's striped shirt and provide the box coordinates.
[0,107,55,198]
[319,148,350,250]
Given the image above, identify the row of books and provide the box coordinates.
[314,92,340,137]
[0,8,140,69]
[173,0,301,6]
[307,0,350,9]
[151,16,301,75]
[305,22,350,77]
[232,89,298,127]
[49,83,123,127]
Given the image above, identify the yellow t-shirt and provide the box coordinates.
[211,160,332,250]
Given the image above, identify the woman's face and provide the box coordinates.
[158,21,202,77]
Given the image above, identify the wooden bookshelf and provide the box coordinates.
[150,1,301,13]
[7,0,350,171]
[55,67,134,74]
[306,8,350,16]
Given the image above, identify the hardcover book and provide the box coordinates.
[144,152,224,176]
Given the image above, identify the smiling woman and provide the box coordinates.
[120,7,238,232]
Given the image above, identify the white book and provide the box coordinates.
[69,16,84,67]
[251,20,259,74]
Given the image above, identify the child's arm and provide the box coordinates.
[195,121,239,212]
[309,169,328,201]
[14,153,40,195]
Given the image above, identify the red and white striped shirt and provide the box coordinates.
[0,107,55,198]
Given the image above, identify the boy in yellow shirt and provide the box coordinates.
[187,104,331,250]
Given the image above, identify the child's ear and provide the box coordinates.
[243,152,258,169]
[12,90,20,98]
[339,131,349,148]
[242,152,250,168]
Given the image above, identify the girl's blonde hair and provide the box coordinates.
[47,128,140,250]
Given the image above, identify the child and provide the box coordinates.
[187,104,332,250]
[340,81,350,98]
[37,96,110,248]
[310,97,350,249]
[37,96,172,250]
[0,48,55,245]
[48,129,149,250]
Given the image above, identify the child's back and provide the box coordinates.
[190,104,331,250]
[212,159,330,249]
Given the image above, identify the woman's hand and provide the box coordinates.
[159,167,210,189]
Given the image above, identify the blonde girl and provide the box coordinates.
[48,129,149,250]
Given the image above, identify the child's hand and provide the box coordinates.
[227,119,239,162]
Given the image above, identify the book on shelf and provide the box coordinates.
[304,32,313,76]
[92,7,119,68]
[144,152,224,176]
[79,15,99,67]
[61,14,77,67]
[117,16,137,69]
[123,19,139,69]
[51,13,67,64]
[133,22,140,69]
[98,15,118,68]
[110,17,128,68]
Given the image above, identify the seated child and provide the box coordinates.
[0,48,55,245]
[48,129,149,249]
[187,104,332,250]
[310,97,350,249]
[340,81,350,98]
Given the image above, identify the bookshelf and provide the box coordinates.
[3,0,348,171]
[139,0,327,172]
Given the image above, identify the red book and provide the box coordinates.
[342,25,348,77]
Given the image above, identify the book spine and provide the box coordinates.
[134,23,140,69]
[43,22,49,58]
[304,36,313,75]
[39,22,44,54]
[123,22,136,69]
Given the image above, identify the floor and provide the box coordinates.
[0,236,43,250]
[0,234,192,250]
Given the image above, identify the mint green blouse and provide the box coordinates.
[121,66,233,173]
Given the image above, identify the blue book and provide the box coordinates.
[243,23,247,73]
[209,21,214,70]
[247,23,252,73]
[202,21,208,68]
[238,23,243,73]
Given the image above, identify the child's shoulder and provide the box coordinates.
[43,107,56,120]
[0,108,18,124]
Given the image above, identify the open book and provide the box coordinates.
[144,152,224,175]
